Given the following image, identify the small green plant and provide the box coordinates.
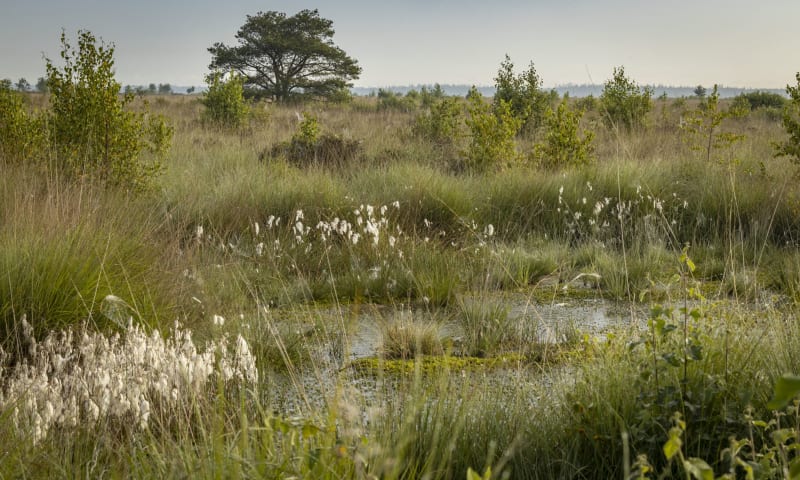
[412,97,463,145]
[201,70,250,128]
[774,72,800,164]
[295,112,320,145]
[681,85,745,164]
[600,66,653,131]
[532,100,595,169]
[45,30,172,190]
[463,87,522,172]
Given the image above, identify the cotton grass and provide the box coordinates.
[0,315,257,445]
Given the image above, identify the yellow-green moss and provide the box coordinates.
[348,352,562,376]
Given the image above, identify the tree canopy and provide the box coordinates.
[208,9,361,102]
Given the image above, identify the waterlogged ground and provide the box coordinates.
[261,290,787,416]
[261,296,645,414]
[342,296,644,359]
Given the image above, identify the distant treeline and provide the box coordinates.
[351,83,788,99]
[66,83,789,98]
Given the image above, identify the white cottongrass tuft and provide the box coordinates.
[0,320,257,444]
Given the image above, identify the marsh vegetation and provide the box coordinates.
[4,30,800,478]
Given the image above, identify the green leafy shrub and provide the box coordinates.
[532,100,595,169]
[46,31,172,190]
[775,72,800,163]
[463,87,522,172]
[735,90,787,110]
[0,83,44,164]
[412,97,463,145]
[296,111,320,144]
[377,88,416,111]
[493,54,550,133]
[419,83,446,108]
[201,71,250,128]
[681,85,745,164]
[600,66,653,131]
[574,94,598,112]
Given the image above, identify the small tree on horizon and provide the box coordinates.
[493,55,550,134]
[35,77,48,93]
[16,78,30,92]
[694,85,707,99]
[600,66,653,131]
[208,9,361,102]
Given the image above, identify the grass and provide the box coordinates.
[3,93,800,478]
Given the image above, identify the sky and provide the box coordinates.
[2,0,799,89]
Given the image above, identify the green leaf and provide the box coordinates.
[789,457,800,479]
[466,467,491,480]
[688,343,703,361]
[302,422,321,437]
[684,458,714,480]
[663,433,682,460]
[767,374,800,410]
[685,258,696,273]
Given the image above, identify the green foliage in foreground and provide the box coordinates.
[5,301,800,479]
[46,30,173,190]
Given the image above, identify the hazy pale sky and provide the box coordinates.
[2,0,799,88]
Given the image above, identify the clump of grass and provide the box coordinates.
[0,176,182,348]
[722,266,761,302]
[456,296,536,357]
[485,242,560,289]
[379,313,444,359]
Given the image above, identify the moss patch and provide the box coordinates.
[348,351,565,376]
